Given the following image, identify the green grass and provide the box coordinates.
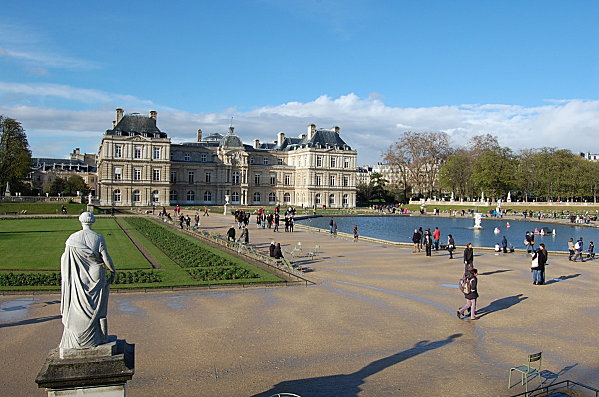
[0,218,152,271]
[0,202,99,215]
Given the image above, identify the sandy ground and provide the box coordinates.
[1,212,598,397]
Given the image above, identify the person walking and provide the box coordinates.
[573,237,585,262]
[447,234,455,259]
[433,227,441,252]
[353,225,359,242]
[568,238,575,260]
[329,218,334,234]
[239,225,249,244]
[412,229,421,253]
[457,268,479,320]
[463,242,474,272]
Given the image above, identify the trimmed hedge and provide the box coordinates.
[0,270,162,287]
[126,218,238,268]
[187,266,259,281]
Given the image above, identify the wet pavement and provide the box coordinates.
[1,212,598,396]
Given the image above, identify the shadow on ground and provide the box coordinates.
[545,274,581,285]
[477,294,527,318]
[252,333,462,397]
[0,315,61,329]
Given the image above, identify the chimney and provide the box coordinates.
[74,148,80,155]
[253,139,260,149]
[112,120,116,128]
[333,126,340,134]
[150,110,157,120]
[307,124,316,140]
[197,129,203,142]
[116,108,124,124]
[277,132,285,146]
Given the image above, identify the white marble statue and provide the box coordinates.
[473,213,483,229]
[60,212,116,350]
[223,194,230,215]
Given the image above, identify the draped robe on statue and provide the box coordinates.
[60,229,115,349]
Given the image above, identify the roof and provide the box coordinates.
[106,113,167,138]
[31,158,97,172]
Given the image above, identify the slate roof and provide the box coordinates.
[31,158,97,172]
[106,113,167,138]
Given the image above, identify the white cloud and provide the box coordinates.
[0,48,99,70]
[1,94,598,164]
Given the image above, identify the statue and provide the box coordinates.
[473,213,483,229]
[223,194,230,215]
[59,212,116,354]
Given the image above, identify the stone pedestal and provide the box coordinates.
[86,204,94,213]
[36,339,134,397]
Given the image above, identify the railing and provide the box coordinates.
[510,380,599,397]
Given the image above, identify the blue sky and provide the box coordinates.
[1,0,598,164]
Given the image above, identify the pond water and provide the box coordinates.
[296,215,599,252]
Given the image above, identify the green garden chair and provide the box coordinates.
[307,244,321,260]
[508,352,542,393]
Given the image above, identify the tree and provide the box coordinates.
[49,177,67,196]
[356,172,390,203]
[65,175,89,196]
[470,147,517,198]
[384,131,451,199]
[0,116,32,195]
[439,152,473,199]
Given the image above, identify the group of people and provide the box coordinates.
[567,237,594,262]
[227,224,249,244]
[411,227,447,257]
[269,241,284,259]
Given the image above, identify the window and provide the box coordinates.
[152,190,159,202]
[203,191,212,202]
[250,157,254,165]
[232,171,240,185]
[277,158,283,165]
[315,193,321,205]
[170,190,178,201]
[343,176,349,187]
[231,191,240,202]
[113,189,121,202]
[134,147,142,159]
[132,190,141,202]
[329,194,335,205]
[254,174,261,186]
[184,153,190,161]
[268,192,276,203]
[270,175,276,185]
[188,171,194,184]
[133,168,141,181]
[205,172,211,183]
[153,147,160,160]
[315,175,321,186]
[186,190,195,201]
[283,193,291,203]
[330,175,336,186]
[152,169,160,181]
[316,156,322,167]
[343,157,349,168]
[113,167,122,181]
[343,194,348,206]
[170,171,177,183]
[201,153,207,162]
[330,157,337,168]
[263,157,269,165]
[284,174,291,185]
[114,145,122,158]
[253,192,261,203]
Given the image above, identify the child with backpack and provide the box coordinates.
[457,268,479,320]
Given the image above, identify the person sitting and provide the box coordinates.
[273,243,284,259]
[494,243,501,252]
[227,226,236,242]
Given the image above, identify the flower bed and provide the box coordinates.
[186,266,259,281]
[0,270,162,287]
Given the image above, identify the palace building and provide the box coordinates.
[97,109,358,208]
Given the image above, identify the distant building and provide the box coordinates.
[29,149,98,195]
[580,152,599,161]
[97,108,358,207]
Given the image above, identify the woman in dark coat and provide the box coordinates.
[463,242,474,272]
[457,268,479,320]
[269,241,276,257]
[533,243,548,285]
[447,234,455,259]
[273,243,284,259]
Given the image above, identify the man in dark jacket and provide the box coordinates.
[227,226,236,242]
[412,229,421,253]
[463,242,474,272]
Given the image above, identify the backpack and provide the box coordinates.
[459,277,471,295]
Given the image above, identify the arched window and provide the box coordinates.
[113,189,121,202]
[152,190,159,202]
[203,191,212,202]
[169,190,178,202]
[231,191,240,203]
[253,192,261,203]
[283,192,291,203]
[315,193,321,205]
[132,190,141,202]
[268,192,276,203]
[329,194,335,205]
[186,190,195,201]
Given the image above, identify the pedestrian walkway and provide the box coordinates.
[1,212,597,396]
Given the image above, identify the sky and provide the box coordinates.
[0,0,598,165]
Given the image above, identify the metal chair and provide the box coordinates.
[509,352,542,393]
[307,244,321,260]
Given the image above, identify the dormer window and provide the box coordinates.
[184,153,190,161]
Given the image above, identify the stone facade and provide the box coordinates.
[98,109,357,208]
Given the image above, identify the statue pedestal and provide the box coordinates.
[86,204,94,213]
[36,339,134,397]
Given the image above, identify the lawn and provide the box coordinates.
[0,202,97,215]
[0,217,152,271]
